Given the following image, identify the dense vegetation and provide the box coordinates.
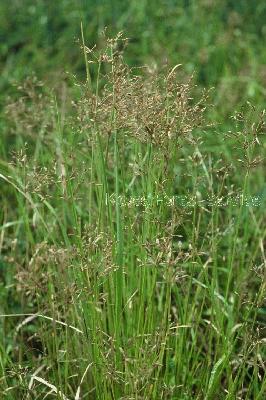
[0,1,265,399]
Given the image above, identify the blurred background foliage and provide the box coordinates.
[0,0,266,116]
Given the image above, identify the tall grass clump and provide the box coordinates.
[0,33,265,399]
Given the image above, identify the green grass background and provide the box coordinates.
[1,1,266,108]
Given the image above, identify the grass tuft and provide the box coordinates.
[0,33,265,399]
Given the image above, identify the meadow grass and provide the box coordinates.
[0,32,265,399]
[1,1,266,116]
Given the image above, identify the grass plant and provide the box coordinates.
[0,32,265,399]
